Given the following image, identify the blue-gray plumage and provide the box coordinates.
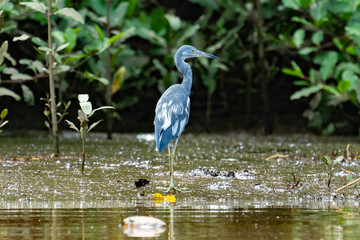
[154,45,219,193]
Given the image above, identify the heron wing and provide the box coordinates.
[154,85,190,152]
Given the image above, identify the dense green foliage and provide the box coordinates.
[1,0,360,135]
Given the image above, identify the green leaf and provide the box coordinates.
[89,106,115,118]
[83,71,109,85]
[136,27,166,47]
[56,43,70,52]
[44,121,50,130]
[54,65,70,74]
[112,2,129,27]
[10,73,33,81]
[20,2,46,14]
[87,120,103,133]
[165,14,181,31]
[21,85,34,105]
[0,41,8,65]
[64,28,77,50]
[322,123,335,135]
[65,120,79,132]
[0,87,21,101]
[108,32,124,45]
[291,16,313,27]
[282,68,303,78]
[175,24,200,46]
[153,59,168,76]
[320,51,338,80]
[345,22,360,43]
[0,109,8,119]
[0,0,8,9]
[38,46,53,53]
[293,80,310,86]
[3,67,18,75]
[300,0,311,8]
[342,70,359,91]
[31,37,47,48]
[95,25,104,42]
[293,29,305,47]
[78,94,89,103]
[80,101,92,115]
[299,47,317,55]
[312,1,327,21]
[290,85,322,100]
[335,63,360,78]
[321,85,340,96]
[337,80,351,93]
[332,37,344,51]
[13,34,30,42]
[333,156,343,166]
[309,68,317,83]
[282,0,299,10]
[322,155,331,166]
[0,119,9,128]
[55,8,84,24]
[311,31,323,45]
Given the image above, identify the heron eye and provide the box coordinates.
[191,49,195,53]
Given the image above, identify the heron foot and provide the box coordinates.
[166,186,181,194]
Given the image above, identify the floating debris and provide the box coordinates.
[123,216,166,237]
[266,154,289,161]
[135,179,150,188]
[192,167,236,178]
[136,133,155,142]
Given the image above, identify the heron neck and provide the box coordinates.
[177,60,193,94]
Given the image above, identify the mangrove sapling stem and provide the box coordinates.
[47,0,59,154]
[105,0,113,139]
[328,166,332,188]
[81,129,85,174]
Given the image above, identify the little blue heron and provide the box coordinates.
[154,45,219,193]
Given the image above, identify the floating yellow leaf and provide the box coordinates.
[153,193,175,202]
[153,193,165,200]
[111,66,126,95]
[165,194,175,202]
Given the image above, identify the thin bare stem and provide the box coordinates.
[81,126,86,174]
[47,0,59,154]
[334,177,360,193]
[105,0,113,139]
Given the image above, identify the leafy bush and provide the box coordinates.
[281,0,360,134]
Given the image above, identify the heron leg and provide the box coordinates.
[166,138,181,194]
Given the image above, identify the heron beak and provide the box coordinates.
[197,50,220,59]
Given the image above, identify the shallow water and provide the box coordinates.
[0,201,359,239]
[0,131,360,238]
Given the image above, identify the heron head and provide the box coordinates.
[176,45,219,61]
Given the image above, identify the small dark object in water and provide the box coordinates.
[135,179,150,188]
[227,170,235,178]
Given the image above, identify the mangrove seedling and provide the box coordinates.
[65,94,114,173]
[322,155,343,188]
[0,109,9,133]
[20,0,84,154]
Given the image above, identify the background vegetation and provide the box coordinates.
[1,0,360,137]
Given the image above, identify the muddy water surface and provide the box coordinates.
[0,132,359,239]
